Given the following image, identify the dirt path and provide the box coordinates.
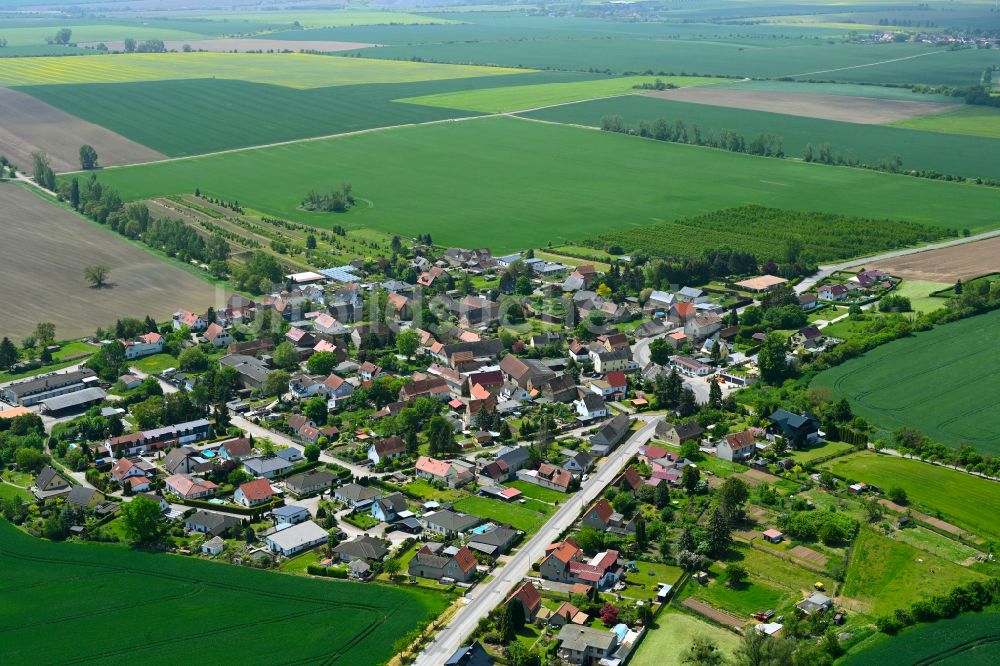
[878,499,973,539]
[682,598,747,631]
[786,50,945,79]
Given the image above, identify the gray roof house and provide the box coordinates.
[333,534,389,563]
[466,525,519,557]
[284,469,336,497]
[334,483,382,508]
[33,465,72,500]
[590,414,632,456]
[557,625,618,664]
[185,510,240,537]
[423,509,483,537]
[242,456,293,479]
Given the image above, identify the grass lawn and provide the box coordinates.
[0,519,447,664]
[818,452,1000,542]
[0,483,30,502]
[841,528,984,616]
[893,525,982,564]
[892,279,950,313]
[620,560,684,601]
[277,549,325,574]
[397,76,715,113]
[131,353,179,374]
[695,455,747,478]
[507,479,568,504]
[733,543,835,600]
[87,116,1000,254]
[452,495,553,534]
[0,52,522,89]
[52,341,95,361]
[790,440,855,465]
[821,316,873,340]
[401,478,465,503]
[684,563,787,617]
[813,309,1000,454]
[630,608,741,666]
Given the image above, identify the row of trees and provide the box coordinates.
[600,114,785,157]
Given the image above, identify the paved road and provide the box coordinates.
[794,228,1000,294]
[415,415,663,666]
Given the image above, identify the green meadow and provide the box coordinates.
[820,452,1000,542]
[81,116,1000,253]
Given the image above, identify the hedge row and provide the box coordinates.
[307,564,347,579]
[178,497,284,516]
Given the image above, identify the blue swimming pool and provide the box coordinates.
[202,450,216,458]
[471,524,492,535]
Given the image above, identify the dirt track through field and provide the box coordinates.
[0,184,222,341]
[0,88,165,172]
[866,235,1000,282]
[877,499,972,539]
[642,88,959,124]
[682,598,746,631]
[77,38,375,53]
[788,545,829,566]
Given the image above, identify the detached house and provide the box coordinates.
[321,373,354,410]
[576,393,608,421]
[173,309,207,331]
[408,544,477,583]
[517,463,572,493]
[718,430,756,461]
[590,414,632,456]
[32,465,72,500]
[424,509,483,537]
[540,539,582,583]
[415,455,473,488]
[234,478,277,507]
[507,582,542,621]
[121,332,164,360]
[368,436,406,465]
[656,420,704,446]
[165,473,217,499]
[204,323,234,348]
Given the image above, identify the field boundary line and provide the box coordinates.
[785,50,945,78]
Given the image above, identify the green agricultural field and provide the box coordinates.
[520,94,1000,181]
[0,52,523,89]
[578,205,953,265]
[79,117,1000,253]
[818,452,1000,542]
[630,609,741,666]
[843,606,1000,666]
[842,528,984,617]
[19,71,583,156]
[397,75,716,113]
[142,10,459,28]
[892,105,1000,140]
[452,495,552,533]
[812,309,1000,453]
[790,440,855,464]
[0,520,447,664]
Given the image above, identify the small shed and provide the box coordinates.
[202,536,225,556]
[762,529,784,544]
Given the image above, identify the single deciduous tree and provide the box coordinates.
[84,264,109,288]
[79,144,99,170]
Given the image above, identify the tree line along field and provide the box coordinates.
[842,607,1000,665]
[519,94,1000,182]
[72,116,1000,254]
[576,205,953,264]
[0,52,523,89]
[0,520,447,665]
[819,451,1000,543]
[812,308,1000,454]
[396,75,717,114]
[17,71,587,157]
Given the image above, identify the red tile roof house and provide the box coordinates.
[220,437,253,461]
[613,466,643,492]
[368,436,406,465]
[717,430,757,462]
[581,498,615,531]
[507,581,542,621]
[235,478,277,507]
[540,538,583,583]
[415,455,473,488]
[408,544,478,583]
[203,322,234,348]
[165,473,218,500]
[320,373,354,410]
[110,457,148,486]
[121,332,164,360]
[568,549,622,589]
[605,371,627,397]
[516,463,573,493]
